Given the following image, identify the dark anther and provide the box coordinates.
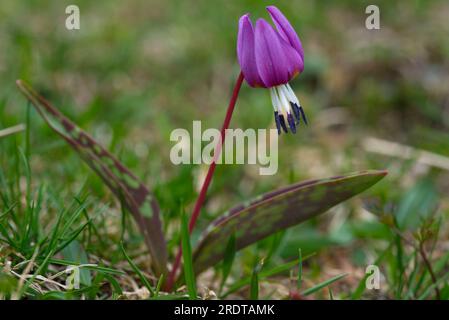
[278,114,288,133]
[274,111,281,135]
[287,113,296,133]
[291,102,301,124]
[299,106,308,125]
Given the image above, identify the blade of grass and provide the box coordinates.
[25,101,31,160]
[47,258,124,275]
[265,231,286,265]
[302,273,348,296]
[222,253,315,298]
[250,259,264,300]
[297,248,303,290]
[120,241,154,296]
[45,206,72,256]
[394,234,405,298]
[418,270,449,300]
[18,246,55,298]
[219,232,236,294]
[151,293,190,300]
[55,220,91,254]
[424,250,449,283]
[87,272,105,299]
[405,252,420,299]
[0,203,16,221]
[155,274,164,297]
[74,196,108,250]
[17,148,32,250]
[181,210,196,299]
[104,274,123,299]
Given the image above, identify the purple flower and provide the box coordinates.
[237,6,307,134]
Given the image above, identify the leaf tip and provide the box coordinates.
[15,79,30,96]
[361,169,388,181]
[16,79,24,90]
[373,169,388,180]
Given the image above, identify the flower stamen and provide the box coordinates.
[286,83,308,125]
[299,105,308,125]
[278,113,288,133]
[270,84,307,134]
[287,113,296,133]
[274,111,281,134]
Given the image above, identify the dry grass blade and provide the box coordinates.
[0,124,25,139]
[363,137,449,171]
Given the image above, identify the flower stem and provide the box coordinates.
[165,71,244,291]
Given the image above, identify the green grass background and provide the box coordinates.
[1,0,449,299]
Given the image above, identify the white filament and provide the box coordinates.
[285,83,300,106]
[270,88,280,112]
[276,86,290,114]
[269,83,300,117]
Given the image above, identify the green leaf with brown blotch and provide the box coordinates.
[15,79,168,276]
[192,170,387,275]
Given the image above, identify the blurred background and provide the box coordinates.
[1,0,449,299]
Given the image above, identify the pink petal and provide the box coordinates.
[254,19,303,88]
[237,14,264,87]
[266,5,304,62]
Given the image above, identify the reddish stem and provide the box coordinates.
[165,72,244,291]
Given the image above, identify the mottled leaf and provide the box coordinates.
[16,80,168,276]
[193,170,387,275]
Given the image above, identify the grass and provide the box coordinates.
[1,0,449,300]
[181,209,197,300]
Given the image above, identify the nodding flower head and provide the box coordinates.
[237,5,307,135]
